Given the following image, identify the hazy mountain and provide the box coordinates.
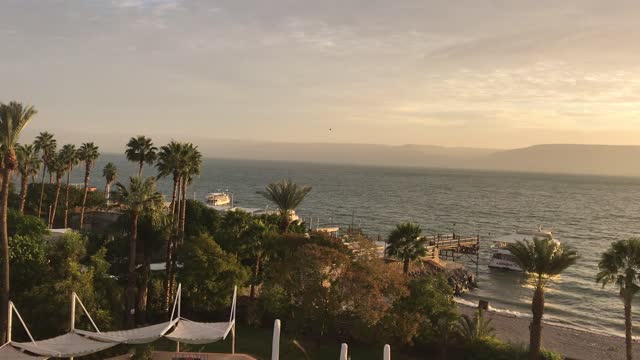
[478,144,640,177]
[19,128,640,176]
[201,142,640,177]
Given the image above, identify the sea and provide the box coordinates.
[72,154,640,338]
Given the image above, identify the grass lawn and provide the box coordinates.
[149,324,425,360]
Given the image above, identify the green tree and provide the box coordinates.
[48,151,66,228]
[102,162,118,203]
[21,231,116,337]
[59,144,78,228]
[15,143,41,214]
[507,238,577,360]
[126,135,157,177]
[262,179,312,233]
[177,233,249,315]
[77,142,100,229]
[114,176,164,328]
[239,219,278,300]
[0,101,36,342]
[383,275,457,346]
[596,239,640,360]
[33,131,56,218]
[156,141,184,311]
[178,143,202,238]
[386,222,427,274]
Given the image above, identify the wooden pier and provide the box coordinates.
[421,234,480,275]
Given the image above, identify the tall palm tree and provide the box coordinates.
[597,239,640,360]
[48,152,66,228]
[59,144,78,228]
[15,143,41,214]
[114,176,164,328]
[33,131,56,218]
[156,141,183,311]
[102,162,118,204]
[178,143,202,239]
[126,136,157,176]
[77,142,100,229]
[0,101,37,342]
[262,179,312,233]
[508,238,578,360]
[386,222,427,274]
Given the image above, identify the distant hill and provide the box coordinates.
[18,128,640,176]
[476,144,640,177]
[200,142,640,177]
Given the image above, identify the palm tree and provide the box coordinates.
[457,310,495,342]
[102,162,118,204]
[508,238,578,360]
[262,179,312,233]
[178,143,202,239]
[15,144,41,214]
[77,142,100,229]
[48,152,66,228]
[386,222,427,274]
[156,141,183,311]
[59,144,78,228]
[596,239,640,360]
[33,131,56,218]
[241,219,277,300]
[114,176,164,328]
[0,101,37,342]
[126,136,157,176]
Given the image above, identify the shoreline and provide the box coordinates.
[459,303,634,360]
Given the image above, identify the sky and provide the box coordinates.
[2,0,640,150]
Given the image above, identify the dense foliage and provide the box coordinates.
[0,115,569,359]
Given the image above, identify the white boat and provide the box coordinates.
[488,228,554,271]
[206,192,231,207]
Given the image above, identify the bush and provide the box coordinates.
[7,208,47,239]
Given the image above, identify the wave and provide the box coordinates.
[454,297,635,340]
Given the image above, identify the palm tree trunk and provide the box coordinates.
[625,294,633,360]
[19,174,28,214]
[168,177,183,308]
[280,214,291,234]
[37,164,47,218]
[137,236,151,324]
[64,168,71,228]
[180,177,188,243]
[529,287,544,360]
[250,253,261,300]
[49,178,62,228]
[403,258,410,274]
[79,164,91,230]
[126,211,139,328]
[138,160,143,177]
[163,177,179,312]
[0,169,11,343]
[174,177,182,239]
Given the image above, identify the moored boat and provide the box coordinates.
[489,228,555,271]
[206,192,231,207]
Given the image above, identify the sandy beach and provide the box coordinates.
[460,304,635,360]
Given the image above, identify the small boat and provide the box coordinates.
[489,228,554,271]
[206,192,231,207]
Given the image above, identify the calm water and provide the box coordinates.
[80,155,640,337]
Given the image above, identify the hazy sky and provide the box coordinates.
[2,0,640,149]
